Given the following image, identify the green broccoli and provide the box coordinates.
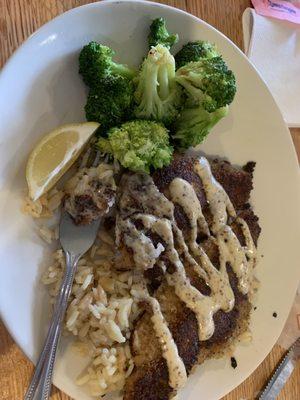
[173,105,228,149]
[79,41,136,87]
[85,75,134,133]
[148,18,178,50]
[176,57,236,112]
[97,120,173,173]
[175,40,219,69]
[134,44,182,126]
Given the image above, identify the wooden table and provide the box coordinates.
[0,1,299,399]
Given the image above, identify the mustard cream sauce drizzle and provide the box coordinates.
[116,216,165,270]
[194,157,236,233]
[136,214,219,341]
[150,297,187,389]
[168,177,234,311]
[132,278,187,389]
[117,157,257,389]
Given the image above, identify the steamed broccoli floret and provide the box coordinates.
[175,40,219,69]
[79,41,136,87]
[148,18,178,50]
[173,105,228,149]
[97,120,173,173]
[134,44,182,126]
[176,57,236,112]
[174,56,236,148]
[85,75,134,133]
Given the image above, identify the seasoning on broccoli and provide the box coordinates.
[97,120,173,173]
[85,75,134,133]
[172,105,228,149]
[134,44,182,126]
[175,40,219,69]
[79,41,136,87]
[148,18,178,50]
[176,57,236,112]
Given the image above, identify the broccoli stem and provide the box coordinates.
[176,75,207,106]
[157,66,170,100]
[173,105,228,148]
[111,62,136,79]
[144,64,161,114]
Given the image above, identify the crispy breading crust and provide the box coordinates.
[124,155,260,400]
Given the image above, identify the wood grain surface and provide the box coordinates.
[0,1,299,400]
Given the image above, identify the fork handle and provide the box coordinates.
[24,251,80,400]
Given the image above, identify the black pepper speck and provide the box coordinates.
[273,312,277,318]
[231,357,237,369]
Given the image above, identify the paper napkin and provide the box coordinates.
[242,7,300,127]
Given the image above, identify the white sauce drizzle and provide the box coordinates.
[150,297,187,389]
[117,217,165,270]
[194,157,236,233]
[217,218,256,294]
[169,178,210,240]
[136,214,222,341]
[116,157,257,389]
[133,279,187,389]
[168,178,235,314]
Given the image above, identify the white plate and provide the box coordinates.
[0,1,299,399]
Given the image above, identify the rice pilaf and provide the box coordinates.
[23,162,142,397]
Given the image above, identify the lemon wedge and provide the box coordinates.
[26,122,99,201]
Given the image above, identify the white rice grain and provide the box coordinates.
[105,320,126,343]
[66,310,79,328]
[82,273,93,290]
[76,374,91,386]
[33,168,137,397]
[39,226,54,244]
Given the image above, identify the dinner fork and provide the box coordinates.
[24,211,101,400]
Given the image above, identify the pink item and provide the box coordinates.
[251,0,300,24]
